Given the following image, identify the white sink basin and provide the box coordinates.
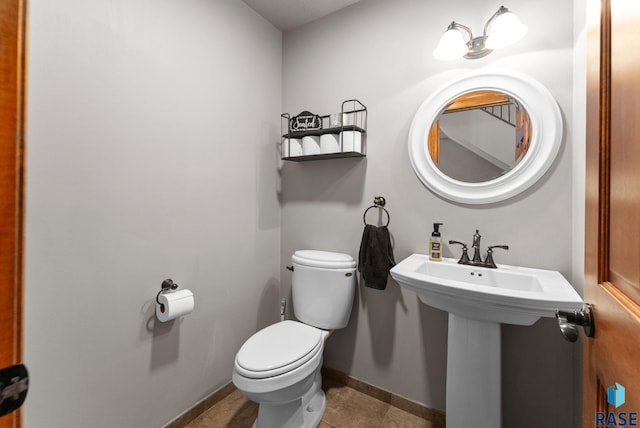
[390,254,583,428]
[390,254,582,325]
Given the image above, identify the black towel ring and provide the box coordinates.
[363,196,390,226]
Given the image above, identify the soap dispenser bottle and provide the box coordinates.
[429,223,443,261]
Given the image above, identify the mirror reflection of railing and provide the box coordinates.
[481,104,515,127]
[427,90,532,183]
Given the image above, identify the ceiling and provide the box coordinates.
[242,0,361,32]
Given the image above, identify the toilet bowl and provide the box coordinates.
[232,250,357,428]
[232,321,329,427]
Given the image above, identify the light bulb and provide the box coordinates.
[485,9,528,49]
[433,27,468,60]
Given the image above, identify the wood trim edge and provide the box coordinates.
[598,0,611,283]
[600,281,640,322]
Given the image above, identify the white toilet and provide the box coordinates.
[232,250,357,428]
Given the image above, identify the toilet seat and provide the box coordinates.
[235,321,323,379]
[292,250,356,269]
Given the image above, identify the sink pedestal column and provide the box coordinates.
[447,314,501,428]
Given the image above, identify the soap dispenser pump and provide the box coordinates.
[429,223,443,261]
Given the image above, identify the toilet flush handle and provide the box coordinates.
[286,266,294,271]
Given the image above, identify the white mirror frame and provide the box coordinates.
[408,70,563,204]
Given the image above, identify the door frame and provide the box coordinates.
[583,0,640,425]
[0,0,27,427]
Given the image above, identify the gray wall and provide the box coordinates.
[281,0,580,427]
[22,0,587,426]
[24,0,281,427]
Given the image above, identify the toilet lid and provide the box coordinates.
[235,320,323,379]
[292,250,356,269]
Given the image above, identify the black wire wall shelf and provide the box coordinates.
[281,99,367,162]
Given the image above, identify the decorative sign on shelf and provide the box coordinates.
[290,111,322,132]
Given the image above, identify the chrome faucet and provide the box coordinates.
[471,229,483,265]
[449,229,509,268]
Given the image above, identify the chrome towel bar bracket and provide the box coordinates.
[363,196,390,226]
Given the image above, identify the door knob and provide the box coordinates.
[0,363,28,417]
[556,303,595,342]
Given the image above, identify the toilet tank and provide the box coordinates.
[291,250,357,330]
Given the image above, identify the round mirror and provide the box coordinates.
[408,71,562,204]
[431,90,532,183]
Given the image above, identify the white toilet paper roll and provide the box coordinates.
[302,136,321,155]
[156,289,194,322]
[340,131,362,152]
[282,138,302,158]
[320,134,340,154]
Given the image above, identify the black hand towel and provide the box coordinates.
[358,224,396,290]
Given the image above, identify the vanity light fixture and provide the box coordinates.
[433,6,528,61]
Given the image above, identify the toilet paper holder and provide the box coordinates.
[156,278,179,305]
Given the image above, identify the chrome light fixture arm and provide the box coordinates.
[434,5,526,60]
[449,21,492,60]
[482,6,507,37]
[448,21,472,39]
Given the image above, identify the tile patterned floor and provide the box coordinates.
[186,376,435,428]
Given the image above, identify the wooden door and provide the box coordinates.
[0,0,27,427]
[584,0,640,425]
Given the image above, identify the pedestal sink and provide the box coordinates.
[389,254,582,428]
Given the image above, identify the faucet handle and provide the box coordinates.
[449,240,470,264]
[488,245,509,251]
[484,245,509,268]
